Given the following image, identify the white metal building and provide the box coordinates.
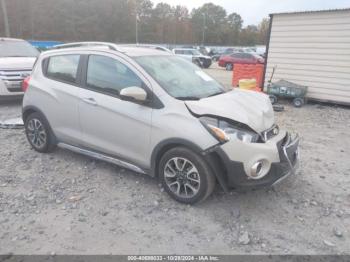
[264,9,350,105]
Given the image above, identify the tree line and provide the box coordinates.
[0,0,269,46]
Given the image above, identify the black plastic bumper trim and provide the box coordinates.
[207,133,299,189]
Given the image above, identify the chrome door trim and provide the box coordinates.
[57,143,146,174]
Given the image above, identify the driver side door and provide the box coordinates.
[78,53,153,168]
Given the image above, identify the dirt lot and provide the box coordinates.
[0,64,350,255]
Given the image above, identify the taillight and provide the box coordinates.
[22,76,31,92]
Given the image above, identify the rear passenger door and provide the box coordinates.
[78,53,153,168]
[41,54,83,145]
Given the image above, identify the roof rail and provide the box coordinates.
[119,44,172,52]
[52,42,121,51]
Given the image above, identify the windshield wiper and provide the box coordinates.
[175,96,201,101]
[207,90,225,98]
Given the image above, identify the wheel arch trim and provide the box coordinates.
[150,138,204,177]
[150,138,229,192]
[22,105,57,143]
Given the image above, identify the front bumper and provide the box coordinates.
[0,79,24,97]
[206,131,299,189]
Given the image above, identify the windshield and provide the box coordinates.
[135,55,225,100]
[0,41,39,57]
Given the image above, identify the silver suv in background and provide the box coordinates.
[0,38,39,99]
[22,42,299,204]
[172,48,212,68]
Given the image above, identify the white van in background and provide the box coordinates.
[0,38,39,99]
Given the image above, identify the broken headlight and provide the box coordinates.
[200,116,259,143]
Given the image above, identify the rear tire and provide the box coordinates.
[225,63,233,71]
[159,147,216,204]
[24,112,56,153]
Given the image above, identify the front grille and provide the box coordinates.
[0,69,31,92]
[262,125,279,141]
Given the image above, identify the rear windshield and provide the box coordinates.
[0,41,39,58]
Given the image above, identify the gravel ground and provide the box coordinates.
[0,65,350,255]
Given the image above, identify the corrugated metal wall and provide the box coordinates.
[265,10,350,104]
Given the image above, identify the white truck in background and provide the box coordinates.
[0,38,39,99]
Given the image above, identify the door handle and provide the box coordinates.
[82,97,98,106]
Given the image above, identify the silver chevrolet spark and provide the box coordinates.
[22,42,299,204]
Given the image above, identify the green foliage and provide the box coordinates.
[1,0,268,46]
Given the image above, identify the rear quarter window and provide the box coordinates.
[46,55,80,84]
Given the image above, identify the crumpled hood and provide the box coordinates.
[0,57,36,70]
[185,89,274,133]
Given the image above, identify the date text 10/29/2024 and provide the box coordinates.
[128,255,220,261]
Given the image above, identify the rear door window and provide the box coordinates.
[46,55,80,84]
[243,53,253,59]
[86,55,143,97]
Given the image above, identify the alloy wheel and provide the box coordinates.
[26,118,47,149]
[163,157,201,198]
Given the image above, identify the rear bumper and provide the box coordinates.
[205,132,299,189]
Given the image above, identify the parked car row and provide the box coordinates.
[211,47,266,61]
[121,45,266,70]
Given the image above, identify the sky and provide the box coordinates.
[152,0,350,25]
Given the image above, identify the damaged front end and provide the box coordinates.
[203,129,300,191]
[185,89,300,190]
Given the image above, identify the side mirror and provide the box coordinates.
[120,86,147,102]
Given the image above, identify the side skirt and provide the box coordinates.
[57,143,146,175]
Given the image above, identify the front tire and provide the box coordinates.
[159,147,216,204]
[193,59,202,68]
[203,63,211,69]
[25,112,56,153]
[225,63,233,71]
